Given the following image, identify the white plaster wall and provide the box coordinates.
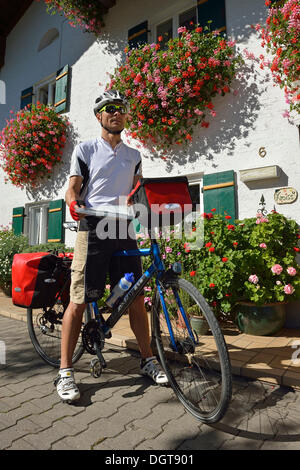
[0,0,299,248]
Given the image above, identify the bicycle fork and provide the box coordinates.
[156,282,197,353]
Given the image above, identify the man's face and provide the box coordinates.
[98,101,127,133]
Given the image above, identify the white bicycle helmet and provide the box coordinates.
[93,89,128,116]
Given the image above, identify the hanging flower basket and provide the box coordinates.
[0,103,69,189]
[41,0,106,36]
[255,0,300,117]
[107,25,243,151]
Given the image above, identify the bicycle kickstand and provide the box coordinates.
[90,341,107,378]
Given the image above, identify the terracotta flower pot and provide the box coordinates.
[176,309,190,329]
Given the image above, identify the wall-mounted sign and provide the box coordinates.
[274,187,298,205]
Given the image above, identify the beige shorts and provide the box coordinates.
[70,231,88,304]
[69,226,143,304]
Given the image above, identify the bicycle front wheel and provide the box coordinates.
[153,277,232,423]
[27,302,92,368]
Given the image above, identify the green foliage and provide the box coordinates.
[108,24,243,151]
[43,0,105,35]
[0,230,28,295]
[136,209,300,316]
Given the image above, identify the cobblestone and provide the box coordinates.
[2,314,300,451]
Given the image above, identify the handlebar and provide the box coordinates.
[76,206,134,221]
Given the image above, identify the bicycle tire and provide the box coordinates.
[153,277,232,423]
[27,302,92,368]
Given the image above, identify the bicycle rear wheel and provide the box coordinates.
[27,301,92,368]
[153,277,232,423]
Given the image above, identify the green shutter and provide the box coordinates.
[128,21,149,49]
[132,218,141,234]
[47,199,65,243]
[54,65,69,114]
[20,86,33,109]
[12,207,25,235]
[203,170,236,219]
[197,0,226,34]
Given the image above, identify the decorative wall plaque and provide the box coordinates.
[274,187,298,204]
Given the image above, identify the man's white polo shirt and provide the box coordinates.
[69,137,142,208]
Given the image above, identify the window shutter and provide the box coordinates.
[47,199,65,243]
[203,170,236,219]
[197,0,226,34]
[54,64,69,114]
[20,86,33,109]
[12,207,25,235]
[132,218,141,234]
[128,21,149,49]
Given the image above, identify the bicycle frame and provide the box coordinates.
[91,237,197,350]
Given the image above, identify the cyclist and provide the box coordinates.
[55,90,168,402]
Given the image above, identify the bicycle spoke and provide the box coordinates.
[154,278,231,423]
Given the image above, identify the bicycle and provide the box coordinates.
[27,215,232,423]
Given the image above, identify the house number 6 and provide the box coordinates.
[259,147,267,158]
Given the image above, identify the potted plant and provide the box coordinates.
[255,0,300,120]
[136,209,300,335]
[187,304,210,336]
[0,102,69,189]
[41,0,106,36]
[233,211,300,335]
[107,24,243,152]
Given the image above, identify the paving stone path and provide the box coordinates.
[1,315,300,451]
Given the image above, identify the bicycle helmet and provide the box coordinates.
[93,89,128,116]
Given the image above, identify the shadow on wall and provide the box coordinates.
[25,122,79,200]
[95,32,127,57]
[144,56,271,173]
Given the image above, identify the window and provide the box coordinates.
[13,199,65,244]
[20,65,69,113]
[186,173,204,219]
[152,0,226,43]
[34,74,56,106]
[156,19,173,49]
[25,201,50,245]
[179,7,197,31]
[154,4,197,44]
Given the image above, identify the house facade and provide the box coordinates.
[0,0,299,249]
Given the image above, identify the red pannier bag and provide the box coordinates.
[12,252,66,309]
[130,176,193,228]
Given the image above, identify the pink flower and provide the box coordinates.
[249,274,259,284]
[259,243,267,249]
[165,246,172,253]
[284,284,295,295]
[287,267,297,276]
[271,264,283,275]
[276,281,282,285]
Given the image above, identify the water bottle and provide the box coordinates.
[106,272,135,308]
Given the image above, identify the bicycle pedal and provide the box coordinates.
[90,358,103,378]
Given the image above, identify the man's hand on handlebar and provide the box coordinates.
[69,200,86,221]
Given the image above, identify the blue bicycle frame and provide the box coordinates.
[89,237,197,351]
